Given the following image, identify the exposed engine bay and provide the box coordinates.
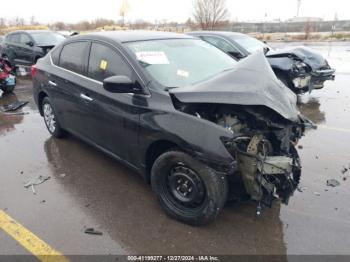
[174,101,306,211]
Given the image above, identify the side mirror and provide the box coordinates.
[103,75,143,94]
[26,41,34,47]
[263,47,270,54]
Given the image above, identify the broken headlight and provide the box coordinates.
[293,75,311,89]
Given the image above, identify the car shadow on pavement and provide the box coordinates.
[43,136,289,256]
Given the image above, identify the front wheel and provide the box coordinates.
[151,150,228,226]
[42,97,66,138]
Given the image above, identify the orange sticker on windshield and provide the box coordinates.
[100,60,108,70]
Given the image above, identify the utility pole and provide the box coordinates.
[296,0,301,17]
[120,0,131,27]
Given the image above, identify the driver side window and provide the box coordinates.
[88,43,132,82]
[201,36,241,55]
[19,33,31,46]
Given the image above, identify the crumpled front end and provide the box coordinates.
[310,62,336,90]
[170,51,311,211]
[216,106,308,208]
[267,46,336,93]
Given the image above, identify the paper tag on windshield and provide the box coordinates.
[177,69,189,78]
[136,51,169,65]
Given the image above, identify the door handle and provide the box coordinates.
[48,80,57,86]
[80,93,93,102]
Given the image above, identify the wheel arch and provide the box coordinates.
[145,139,178,182]
[37,91,48,116]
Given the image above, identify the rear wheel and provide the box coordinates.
[151,150,228,226]
[42,97,66,138]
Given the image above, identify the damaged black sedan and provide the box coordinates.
[33,31,308,225]
[189,31,335,94]
[0,30,65,66]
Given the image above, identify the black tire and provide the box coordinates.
[41,97,66,138]
[151,150,228,226]
[3,85,15,93]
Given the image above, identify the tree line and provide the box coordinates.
[0,0,231,32]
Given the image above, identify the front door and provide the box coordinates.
[78,42,142,163]
[17,33,34,65]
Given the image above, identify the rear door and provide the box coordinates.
[48,41,91,138]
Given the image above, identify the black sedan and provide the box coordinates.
[33,31,308,225]
[0,30,65,66]
[188,31,335,94]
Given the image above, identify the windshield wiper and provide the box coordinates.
[164,86,177,91]
[139,61,151,68]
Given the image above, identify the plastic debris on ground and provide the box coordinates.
[341,166,348,174]
[24,175,51,195]
[84,228,103,236]
[326,179,340,187]
[1,101,28,112]
[0,89,3,98]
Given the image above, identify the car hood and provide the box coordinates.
[266,46,328,70]
[170,51,299,122]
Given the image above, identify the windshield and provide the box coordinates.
[232,35,267,53]
[125,39,237,89]
[31,32,65,46]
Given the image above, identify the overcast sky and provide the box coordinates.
[0,0,347,24]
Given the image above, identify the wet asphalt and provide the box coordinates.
[0,42,350,256]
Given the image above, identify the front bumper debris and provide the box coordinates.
[310,69,336,89]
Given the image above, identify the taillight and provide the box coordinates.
[31,65,37,77]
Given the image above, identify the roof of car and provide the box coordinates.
[6,30,54,35]
[188,31,246,38]
[74,30,194,43]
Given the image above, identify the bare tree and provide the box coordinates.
[304,20,313,40]
[53,21,67,31]
[193,0,229,30]
[30,15,38,25]
[0,18,6,28]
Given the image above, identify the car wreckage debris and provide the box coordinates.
[1,101,28,112]
[23,175,51,193]
[341,166,348,174]
[84,228,103,236]
[327,179,340,187]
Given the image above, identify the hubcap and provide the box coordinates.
[43,103,56,133]
[167,165,205,207]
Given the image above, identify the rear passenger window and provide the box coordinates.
[51,47,61,65]
[59,42,88,75]
[88,43,132,82]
